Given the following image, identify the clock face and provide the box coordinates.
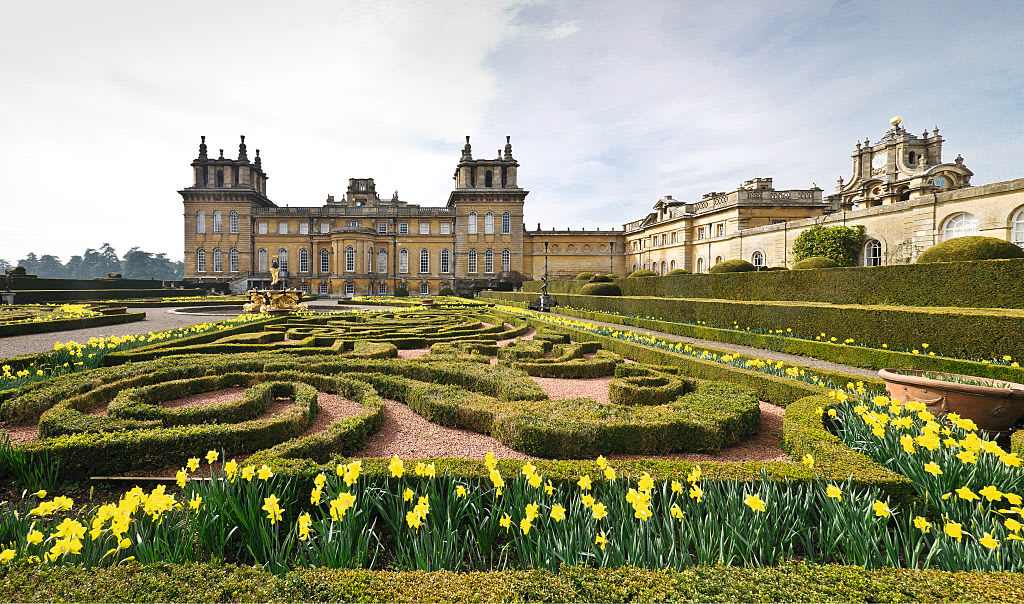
[871,153,888,169]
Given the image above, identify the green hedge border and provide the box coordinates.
[0,311,145,338]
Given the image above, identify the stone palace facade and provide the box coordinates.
[181,119,1024,293]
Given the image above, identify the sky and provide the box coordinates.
[2,0,1023,262]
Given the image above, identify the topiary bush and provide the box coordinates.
[792,224,866,266]
[666,268,689,276]
[764,266,789,271]
[438,286,455,296]
[589,275,615,283]
[393,287,409,297]
[709,259,755,273]
[793,256,840,270]
[628,269,657,278]
[917,236,1024,264]
[580,282,622,296]
[575,272,595,281]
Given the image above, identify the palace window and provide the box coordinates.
[864,239,882,266]
[377,222,387,234]
[299,248,309,273]
[501,211,511,234]
[258,222,267,234]
[501,249,511,272]
[440,248,450,273]
[345,246,355,272]
[399,222,409,235]
[213,211,222,234]
[378,282,386,295]
[278,248,288,270]
[420,249,429,273]
[196,249,206,272]
[468,249,478,273]
[229,248,239,272]
[299,222,309,235]
[1013,207,1024,248]
[348,221,360,227]
[378,249,387,274]
[320,249,330,273]
[320,222,330,234]
[196,211,206,234]
[715,255,723,266]
[216,170,224,187]
[697,227,705,240]
[717,224,724,237]
[671,232,677,243]
[213,248,223,272]
[345,283,354,296]
[299,284,309,294]
[419,222,430,235]
[229,211,239,234]
[420,283,429,295]
[661,234,667,245]
[485,212,494,235]
[752,251,765,268]
[257,248,267,271]
[941,212,979,241]
[468,212,478,235]
[440,222,451,235]
[696,258,704,274]
[670,259,676,271]
[278,222,288,235]
[484,249,494,273]
[399,249,409,273]
[319,282,328,295]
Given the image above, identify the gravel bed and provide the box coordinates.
[530,376,612,403]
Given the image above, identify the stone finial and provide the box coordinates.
[461,136,473,161]
[198,135,208,160]
[855,140,861,150]
[238,135,248,162]
[498,149,502,159]
[955,153,964,165]
[933,126,940,136]
[393,189,399,201]
[218,149,225,160]
[503,135,514,160]
[254,149,262,169]
[922,129,929,139]
[836,175,844,191]
[864,137,870,146]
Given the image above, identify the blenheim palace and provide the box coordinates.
[181,119,1024,295]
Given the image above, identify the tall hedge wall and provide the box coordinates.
[521,258,1024,309]
[481,291,1024,360]
[10,289,207,303]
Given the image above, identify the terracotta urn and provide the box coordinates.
[878,369,1024,433]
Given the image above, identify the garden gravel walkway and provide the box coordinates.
[545,311,879,380]
[0,307,219,357]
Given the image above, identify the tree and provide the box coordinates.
[0,259,11,273]
[792,225,866,266]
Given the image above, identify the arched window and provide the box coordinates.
[484,170,493,187]
[213,211,223,234]
[229,211,239,234]
[419,249,429,273]
[1011,207,1024,248]
[468,249,478,273]
[229,248,239,272]
[752,251,765,268]
[696,258,704,274]
[213,248,223,272]
[320,249,330,273]
[367,248,373,273]
[941,212,979,241]
[196,248,206,272]
[468,211,478,235]
[440,248,451,273]
[501,249,511,272]
[278,248,288,271]
[377,249,387,274]
[345,246,355,272]
[258,248,267,272]
[660,261,666,274]
[484,212,494,235]
[196,210,206,234]
[501,211,511,234]
[399,249,409,273]
[864,239,882,266]
[484,249,494,273]
[670,259,676,271]
[299,248,309,273]
[715,256,723,265]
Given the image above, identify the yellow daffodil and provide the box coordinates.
[205,450,218,465]
[689,485,704,503]
[979,532,999,550]
[550,504,566,522]
[873,500,891,517]
[224,459,238,482]
[499,514,512,532]
[603,466,616,481]
[456,485,467,498]
[944,522,963,541]
[592,502,608,520]
[802,454,814,468]
[595,531,609,550]
[262,495,284,525]
[955,486,980,502]
[744,493,766,513]
[577,475,592,491]
[176,469,187,489]
[189,495,202,510]
[257,465,274,481]
[913,516,931,533]
[389,456,405,478]
[0,549,15,563]
[519,516,533,535]
[186,457,199,472]
[826,484,842,500]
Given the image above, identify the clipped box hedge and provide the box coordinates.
[0,311,145,337]
[10,289,206,303]
[521,258,1024,309]
[484,291,1024,360]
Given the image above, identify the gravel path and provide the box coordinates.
[548,312,878,380]
[0,307,222,357]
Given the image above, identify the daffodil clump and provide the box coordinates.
[0,313,269,391]
[0,304,101,326]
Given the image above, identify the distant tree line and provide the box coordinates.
[0,243,184,280]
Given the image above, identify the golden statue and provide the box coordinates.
[242,261,304,313]
[270,260,280,287]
